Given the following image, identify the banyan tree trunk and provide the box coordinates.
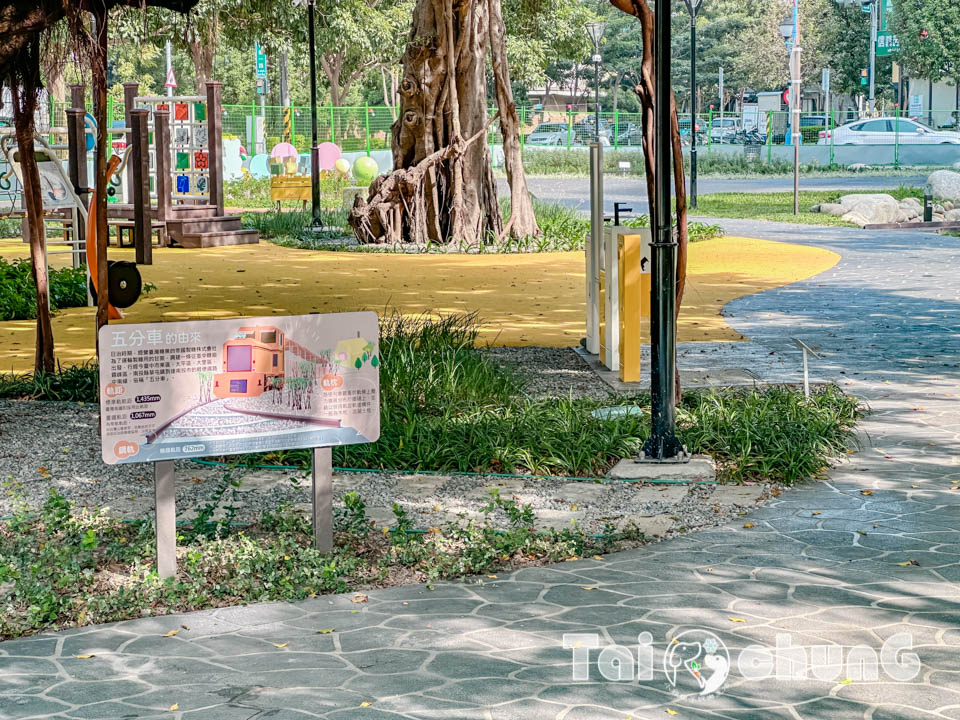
[349,0,538,246]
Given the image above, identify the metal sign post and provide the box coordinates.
[312,447,334,552]
[792,338,822,398]
[154,460,177,578]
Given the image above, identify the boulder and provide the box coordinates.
[841,211,873,227]
[926,170,960,202]
[946,201,955,210]
[945,208,960,221]
[835,193,901,225]
[898,203,919,221]
[817,203,846,216]
[900,196,922,209]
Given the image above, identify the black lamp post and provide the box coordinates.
[682,0,703,209]
[585,22,606,143]
[642,0,685,462]
[294,0,321,226]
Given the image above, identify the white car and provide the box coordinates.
[818,117,960,145]
[526,123,569,146]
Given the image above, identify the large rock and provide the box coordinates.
[945,208,960,221]
[817,203,846,216]
[836,193,901,226]
[927,170,960,202]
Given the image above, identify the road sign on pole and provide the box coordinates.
[164,66,177,90]
[255,42,268,79]
[876,0,899,56]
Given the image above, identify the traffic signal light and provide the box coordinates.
[860,69,868,86]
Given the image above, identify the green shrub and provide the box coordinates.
[0,315,859,484]
[0,363,99,401]
[0,217,22,238]
[0,483,598,639]
[0,258,88,321]
[623,214,725,243]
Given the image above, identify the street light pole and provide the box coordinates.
[642,0,684,462]
[781,2,801,216]
[683,0,703,209]
[594,54,601,143]
[585,22,606,144]
[868,0,877,115]
[306,0,321,226]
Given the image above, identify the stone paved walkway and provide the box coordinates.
[2,221,959,719]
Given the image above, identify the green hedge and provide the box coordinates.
[0,258,88,321]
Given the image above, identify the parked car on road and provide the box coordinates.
[709,117,742,144]
[818,117,960,145]
[526,123,569,146]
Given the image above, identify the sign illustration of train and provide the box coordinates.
[213,324,377,399]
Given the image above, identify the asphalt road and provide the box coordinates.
[499,174,928,215]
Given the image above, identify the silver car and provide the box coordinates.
[526,123,569,146]
[818,117,960,145]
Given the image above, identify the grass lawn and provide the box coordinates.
[693,187,923,227]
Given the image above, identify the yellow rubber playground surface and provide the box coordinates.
[0,236,839,372]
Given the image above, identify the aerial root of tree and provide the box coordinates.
[348,0,538,246]
[349,119,497,245]
[611,0,689,399]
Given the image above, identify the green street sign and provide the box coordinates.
[877,0,899,55]
[255,43,267,79]
[877,30,900,56]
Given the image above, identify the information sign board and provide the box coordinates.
[98,312,380,465]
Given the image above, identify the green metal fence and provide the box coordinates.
[50,100,960,167]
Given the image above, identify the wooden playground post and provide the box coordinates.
[153,109,171,244]
[66,108,88,260]
[130,109,152,265]
[122,82,139,197]
[206,82,225,216]
[69,83,85,112]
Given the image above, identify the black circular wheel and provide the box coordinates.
[108,260,142,308]
[88,260,143,309]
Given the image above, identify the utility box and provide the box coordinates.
[617,230,651,383]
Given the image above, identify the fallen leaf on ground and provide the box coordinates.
[164,629,179,637]
[861,490,873,496]
[857,530,868,535]
[170,704,179,711]
[273,643,288,648]
[593,555,604,561]
[361,701,372,707]
[896,560,920,566]
[729,617,746,623]
[667,710,678,716]
[743,523,755,529]
[73,654,95,659]
[582,586,597,591]
[839,678,852,685]
[812,511,822,516]
[316,629,335,634]
[352,594,369,603]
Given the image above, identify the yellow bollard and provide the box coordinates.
[618,231,651,383]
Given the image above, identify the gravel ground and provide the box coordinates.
[0,389,777,539]
[484,345,612,398]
